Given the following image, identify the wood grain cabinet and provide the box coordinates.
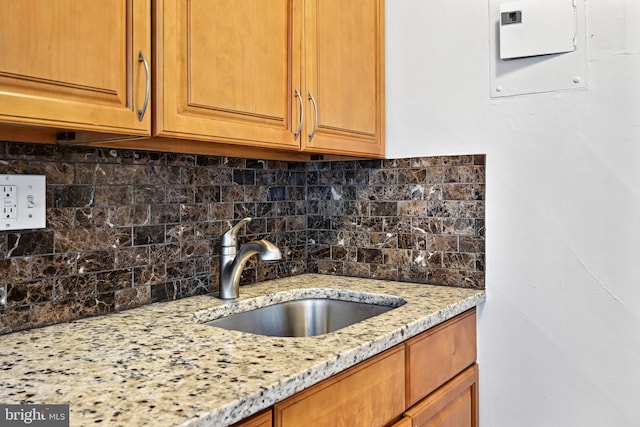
[396,309,479,427]
[0,0,383,158]
[154,0,302,152]
[301,0,385,157]
[405,308,477,407]
[232,409,272,427]
[0,0,151,136]
[274,346,405,427]
[154,0,385,158]
[400,364,479,427]
[234,308,478,427]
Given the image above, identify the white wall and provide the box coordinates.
[386,1,640,426]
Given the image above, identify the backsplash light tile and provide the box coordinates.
[0,142,484,335]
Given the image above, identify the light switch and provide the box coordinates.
[0,174,46,230]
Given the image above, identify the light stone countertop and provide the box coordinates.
[0,274,485,427]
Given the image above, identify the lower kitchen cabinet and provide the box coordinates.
[405,308,477,407]
[234,308,478,427]
[274,346,405,427]
[392,418,414,427]
[232,408,272,427]
[398,364,479,427]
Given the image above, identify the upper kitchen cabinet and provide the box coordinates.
[155,0,385,158]
[301,0,385,158]
[0,0,151,135]
[154,0,302,152]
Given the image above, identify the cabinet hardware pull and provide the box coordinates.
[137,51,150,121]
[308,92,318,142]
[294,89,304,140]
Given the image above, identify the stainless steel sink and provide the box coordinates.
[204,298,402,337]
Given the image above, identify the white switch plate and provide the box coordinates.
[0,174,46,230]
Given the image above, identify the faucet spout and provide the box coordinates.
[219,218,282,299]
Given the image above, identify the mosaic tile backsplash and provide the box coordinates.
[0,142,484,334]
[307,156,485,287]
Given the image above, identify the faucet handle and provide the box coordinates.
[221,217,252,247]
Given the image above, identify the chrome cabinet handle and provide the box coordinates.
[308,92,318,142]
[294,89,304,140]
[137,50,150,121]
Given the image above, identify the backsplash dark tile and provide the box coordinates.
[0,142,485,335]
[0,143,306,334]
[307,156,485,288]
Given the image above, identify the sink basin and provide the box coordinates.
[204,298,402,337]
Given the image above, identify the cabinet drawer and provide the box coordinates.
[274,346,405,427]
[405,308,476,406]
[403,364,479,427]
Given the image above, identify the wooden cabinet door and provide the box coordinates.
[0,0,151,135]
[402,364,479,427]
[391,417,414,427]
[232,408,272,427]
[302,0,385,157]
[155,0,302,151]
[274,346,405,427]
[406,309,477,407]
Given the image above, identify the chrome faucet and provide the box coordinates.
[219,217,282,299]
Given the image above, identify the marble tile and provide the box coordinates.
[133,225,165,245]
[53,185,95,208]
[31,299,76,327]
[31,254,76,279]
[0,305,30,334]
[7,231,54,256]
[75,207,107,228]
[194,185,221,203]
[166,185,196,204]
[55,229,97,252]
[95,227,132,250]
[297,155,483,288]
[134,185,166,205]
[151,281,180,303]
[133,264,166,286]
[95,185,133,206]
[6,279,53,307]
[0,143,484,336]
[47,207,76,229]
[30,161,75,185]
[0,158,29,174]
[165,222,195,244]
[0,236,6,258]
[6,141,56,158]
[77,251,114,274]
[0,257,31,283]
[77,292,115,317]
[96,269,133,293]
[54,275,97,300]
[115,246,149,268]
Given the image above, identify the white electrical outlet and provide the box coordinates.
[3,185,17,219]
[0,174,46,230]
